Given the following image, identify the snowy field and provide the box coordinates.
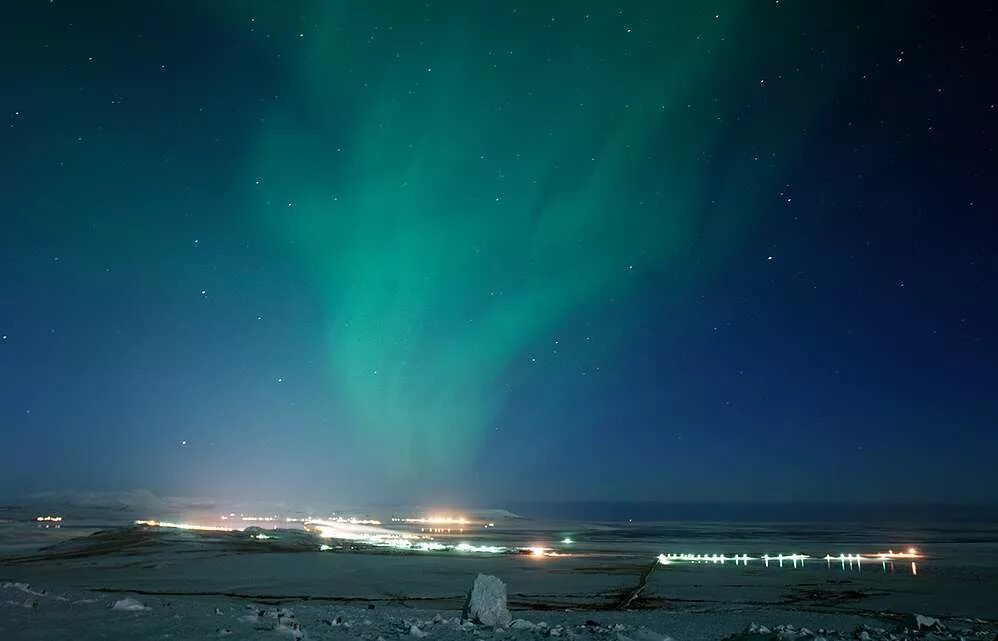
[1,497,996,641]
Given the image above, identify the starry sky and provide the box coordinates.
[1,1,996,507]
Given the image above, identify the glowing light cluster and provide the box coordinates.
[35,516,63,522]
[304,518,412,546]
[304,518,511,555]
[524,546,563,557]
[134,519,236,532]
[876,548,921,559]
[323,516,383,525]
[393,515,471,525]
[455,542,507,554]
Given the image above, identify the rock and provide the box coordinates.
[899,615,944,632]
[112,597,150,611]
[276,621,305,640]
[511,620,536,631]
[462,574,512,628]
[411,624,429,638]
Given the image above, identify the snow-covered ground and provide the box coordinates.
[1,499,996,641]
[2,579,995,641]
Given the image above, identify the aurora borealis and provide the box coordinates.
[249,2,799,480]
[1,2,996,506]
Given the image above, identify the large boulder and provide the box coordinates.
[462,574,512,627]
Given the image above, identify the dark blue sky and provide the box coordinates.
[1,2,995,506]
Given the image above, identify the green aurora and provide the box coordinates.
[237,2,867,482]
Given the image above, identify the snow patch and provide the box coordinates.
[111,597,150,611]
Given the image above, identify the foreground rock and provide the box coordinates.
[462,573,512,627]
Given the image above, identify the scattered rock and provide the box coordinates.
[462,574,512,628]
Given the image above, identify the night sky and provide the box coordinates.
[2,2,995,507]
